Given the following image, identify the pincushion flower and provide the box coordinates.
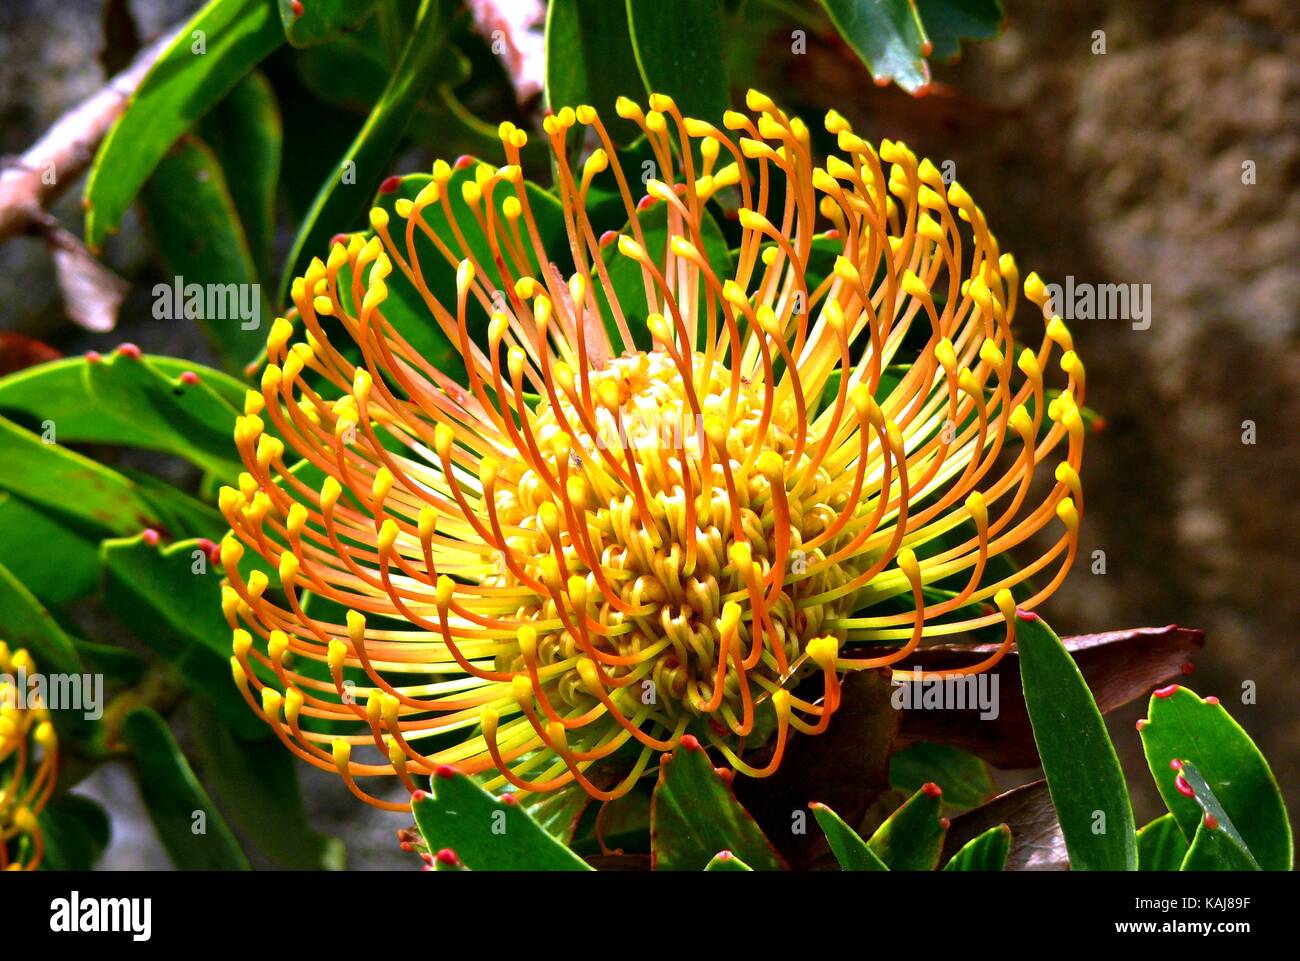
[220,91,1086,809]
[1,644,58,870]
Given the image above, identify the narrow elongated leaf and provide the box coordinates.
[143,136,272,369]
[916,0,1004,61]
[1169,760,1259,870]
[1137,813,1189,872]
[0,415,160,536]
[121,706,251,870]
[627,0,729,124]
[506,782,592,846]
[866,785,946,870]
[278,0,448,304]
[1016,614,1137,870]
[943,823,1010,871]
[704,851,753,871]
[279,0,385,47]
[101,536,268,739]
[37,795,112,871]
[0,560,80,676]
[811,802,889,870]
[0,353,246,481]
[0,560,96,747]
[890,742,992,809]
[0,354,249,426]
[1139,685,1291,871]
[199,70,282,281]
[817,0,930,94]
[1180,818,1260,872]
[411,768,592,871]
[91,352,246,478]
[546,0,643,139]
[0,492,102,605]
[652,739,787,871]
[85,0,286,250]
[190,700,345,869]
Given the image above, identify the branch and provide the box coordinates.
[0,26,179,247]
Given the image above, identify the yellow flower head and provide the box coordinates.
[221,91,1085,807]
[1,643,58,869]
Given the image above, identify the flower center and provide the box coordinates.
[486,349,864,728]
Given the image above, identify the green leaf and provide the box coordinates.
[508,782,592,846]
[943,823,1010,871]
[101,536,268,739]
[411,768,592,871]
[189,699,345,869]
[1180,817,1260,872]
[121,706,251,870]
[126,470,227,542]
[811,802,889,870]
[546,0,643,141]
[651,740,787,871]
[866,785,947,870]
[1016,613,1137,870]
[0,492,102,606]
[627,0,730,124]
[704,851,753,871]
[1137,813,1189,871]
[278,0,448,305]
[0,414,163,536]
[889,742,993,809]
[1171,760,1260,870]
[0,559,87,711]
[279,0,385,47]
[38,795,112,871]
[817,0,930,94]
[199,70,283,282]
[0,353,247,481]
[73,637,147,685]
[84,0,286,251]
[0,559,99,747]
[0,353,247,420]
[1139,685,1291,871]
[143,135,272,370]
[916,0,1004,62]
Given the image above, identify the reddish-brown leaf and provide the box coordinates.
[898,626,1205,767]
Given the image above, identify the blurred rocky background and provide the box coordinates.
[2,0,1295,865]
